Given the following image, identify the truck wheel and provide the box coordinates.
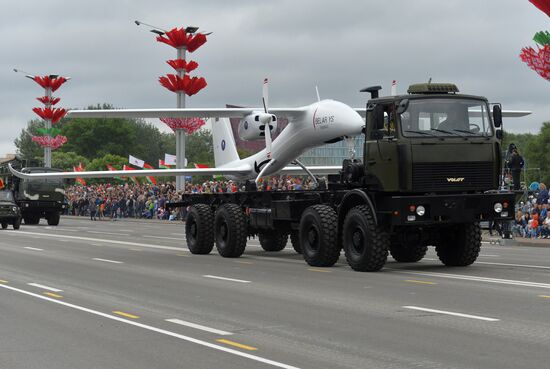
[12,217,21,230]
[436,222,481,266]
[342,205,389,272]
[24,215,40,225]
[215,203,248,258]
[259,231,288,252]
[47,212,60,226]
[1,222,7,229]
[389,243,427,263]
[185,204,214,254]
[290,230,302,254]
[299,205,339,267]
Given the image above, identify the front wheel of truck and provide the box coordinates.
[436,222,481,266]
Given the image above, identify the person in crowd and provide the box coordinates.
[89,197,97,221]
[506,146,524,190]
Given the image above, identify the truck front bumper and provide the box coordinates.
[378,192,516,226]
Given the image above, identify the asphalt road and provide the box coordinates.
[1,216,549,369]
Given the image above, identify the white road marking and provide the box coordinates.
[92,258,123,264]
[27,283,63,292]
[171,233,184,236]
[88,231,130,236]
[392,269,550,289]
[57,229,80,232]
[0,284,300,369]
[118,229,134,232]
[423,258,550,270]
[478,254,500,257]
[23,247,43,251]
[12,231,185,251]
[166,319,233,336]
[91,243,103,246]
[203,275,251,284]
[403,306,500,322]
[143,235,182,241]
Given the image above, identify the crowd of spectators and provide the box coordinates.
[511,183,550,238]
[65,176,319,221]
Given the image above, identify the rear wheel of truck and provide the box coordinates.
[342,205,389,272]
[47,212,60,226]
[12,217,21,230]
[24,215,40,225]
[436,222,481,266]
[215,203,248,258]
[290,230,302,254]
[389,231,427,262]
[259,231,288,252]
[299,205,339,267]
[185,204,214,254]
[1,222,7,229]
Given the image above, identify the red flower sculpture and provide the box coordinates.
[520,45,550,81]
[32,75,68,92]
[159,117,206,134]
[31,135,67,149]
[159,74,207,96]
[530,0,550,17]
[156,27,207,52]
[166,59,199,73]
[32,107,67,124]
[36,96,61,106]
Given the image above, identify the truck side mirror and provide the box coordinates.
[396,99,409,114]
[373,104,385,130]
[496,129,503,140]
[493,105,502,128]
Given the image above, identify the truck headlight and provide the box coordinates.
[494,203,503,213]
[416,205,426,216]
[12,206,17,212]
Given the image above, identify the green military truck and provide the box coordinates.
[178,83,516,271]
[0,190,21,230]
[0,157,66,226]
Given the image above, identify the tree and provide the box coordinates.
[186,130,214,167]
[51,152,89,172]
[14,119,46,162]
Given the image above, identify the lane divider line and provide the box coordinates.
[203,275,251,284]
[405,279,437,285]
[0,283,300,369]
[92,258,123,264]
[113,311,140,319]
[0,279,8,284]
[44,292,62,298]
[423,258,550,270]
[307,268,332,273]
[539,295,550,299]
[143,235,183,241]
[27,283,63,292]
[216,339,258,351]
[88,231,130,236]
[402,306,500,322]
[23,247,43,251]
[235,260,253,265]
[166,319,233,336]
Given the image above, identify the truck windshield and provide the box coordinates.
[400,98,492,138]
[0,191,14,202]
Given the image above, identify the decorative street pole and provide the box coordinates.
[136,22,208,191]
[15,70,70,167]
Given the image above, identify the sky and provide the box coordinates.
[1,0,548,156]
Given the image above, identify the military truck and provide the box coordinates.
[0,158,66,226]
[173,83,515,272]
[0,190,21,230]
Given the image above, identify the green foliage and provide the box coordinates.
[237,147,254,159]
[87,154,127,171]
[14,119,44,161]
[533,31,550,46]
[186,130,214,167]
[51,152,89,171]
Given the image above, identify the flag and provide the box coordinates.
[73,162,86,186]
[123,165,139,184]
[159,159,174,169]
[0,178,4,189]
[164,153,177,166]
[129,155,145,168]
[143,163,157,185]
[106,164,123,180]
[194,163,209,168]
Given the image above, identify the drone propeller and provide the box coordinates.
[260,78,273,159]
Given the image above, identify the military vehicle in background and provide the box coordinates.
[0,190,21,230]
[0,156,66,225]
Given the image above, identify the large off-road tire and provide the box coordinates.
[436,222,481,266]
[185,204,214,254]
[342,205,389,272]
[215,203,248,258]
[390,243,427,262]
[24,215,40,225]
[1,222,7,229]
[12,217,21,230]
[259,231,288,252]
[47,212,60,226]
[290,230,301,254]
[299,205,339,267]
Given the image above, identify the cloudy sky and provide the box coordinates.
[1,0,548,156]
